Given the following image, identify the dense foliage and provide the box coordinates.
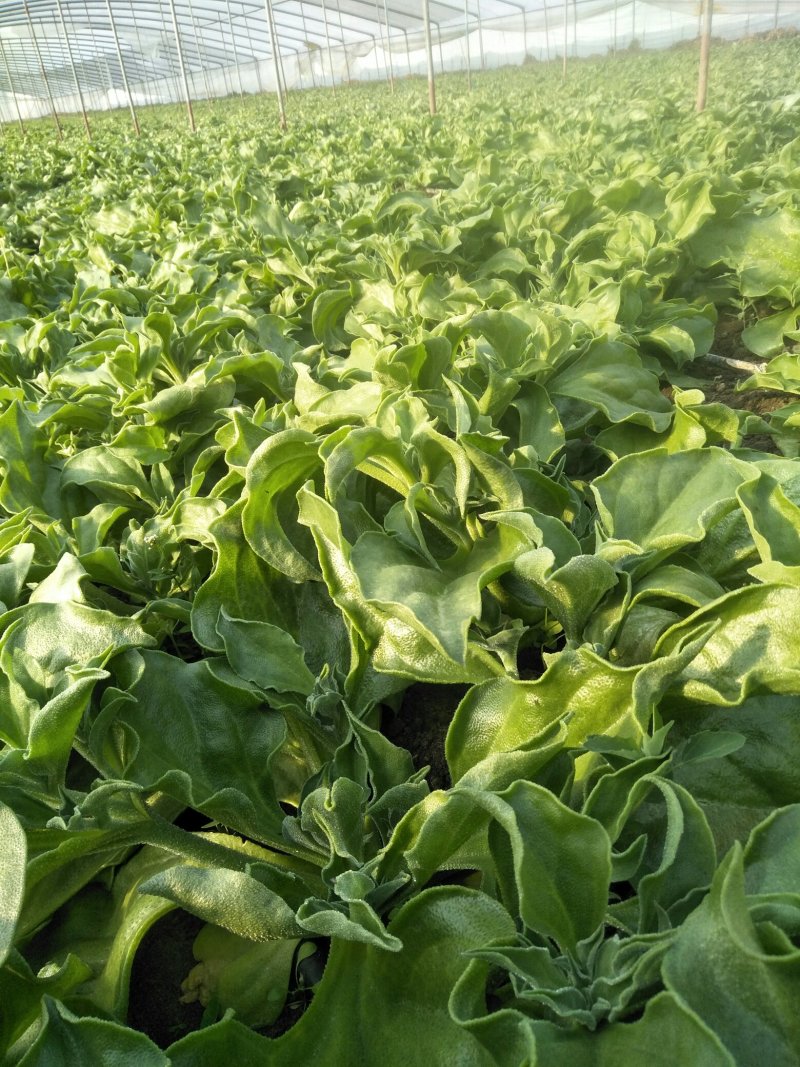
[2,39,800,1064]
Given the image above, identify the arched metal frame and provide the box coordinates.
[0,0,792,129]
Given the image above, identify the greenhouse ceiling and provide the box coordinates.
[0,0,542,98]
[0,0,796,113]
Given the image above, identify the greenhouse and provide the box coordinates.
[2,0,800,1063]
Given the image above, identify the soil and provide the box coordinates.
[128,910,204,1047]
[676,315,793,453]
[382,681,469,791]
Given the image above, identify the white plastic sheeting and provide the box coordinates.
[1,0,799,122]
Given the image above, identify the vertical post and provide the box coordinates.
[543,0,550,61]
[612,0,618,56]
[477,0,485,70]
[106,0,141,133]
[572,0,577,58]
[464,0,472,89]
[189,7,214,103]
[562,0,568,79]
[245,14,265,94]
[226,0,246,98]
[23,0,63,139]
[422,0,436,114]
[435,22,448,75]
[773,0,780,29]
[264,0,287,128]
[132,17,155,113]
[521,6,527,62]
[632,0,636,46]
[0,38,26,133]
[299,5,317,88]
[375,0,391,88]
[383,0,395,91]
[696,0,712,112]
[403,28,410,77]
[321,0,336,92]
[167,0,196,129]
[334,0,351,84]
[55,0,91,138]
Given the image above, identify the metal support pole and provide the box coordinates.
[572,0,577,58]
[383,0,395,91]
[132,16,155,113]
[544,0,550,61]
[216,18,234,97]
[695,0,712,112]
[521,6,527,60]
[374,0,390,87]
[0,38,26,133]
[773,0,780,29]
[562,0,568,79]
[245,14,264,94]
[612,0,618,56]
[321,0,336,92]
[300,5,317,88]
[107,0,141,133]
[434,22,445,73]
[422,0,436,114]
[167,0,196,130]
[104,54,115,110]
[403,28,411,76]
[189,7,214,103]
[477,1,485,70]
[226,0,246,98]
[23,0,62,139]
[55,0,91,138]
[632,0,636,45]
[264,0,287,128]
[464,0,472,89]
[334,0,351,84]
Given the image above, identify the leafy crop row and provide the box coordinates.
[1,40,800,1065]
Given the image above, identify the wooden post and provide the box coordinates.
[0,37,26,133]
[422,0,436,114]
[106,0,141,133]
[167,0,196,129]
[23,0,62,139]
[264,0,287,128]
[695,0,712,112]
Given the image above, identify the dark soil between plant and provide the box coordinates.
[382,682,470,791]
[128,910,204,1047]
[690,315,793,452]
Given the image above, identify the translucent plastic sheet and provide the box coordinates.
[1,0,799,120]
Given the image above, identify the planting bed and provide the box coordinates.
[2,39,800,1064]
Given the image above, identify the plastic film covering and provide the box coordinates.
[1,0,799,120]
